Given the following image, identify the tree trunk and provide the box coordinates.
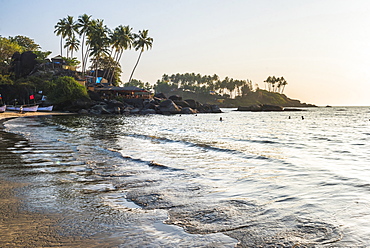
[81,34,85,77]
[60,37,63,57]
[128,49,143,83]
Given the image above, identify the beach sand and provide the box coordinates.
[0,111,121,247]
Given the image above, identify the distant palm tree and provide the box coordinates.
[280,77,288,93]
[128,30,153,83]
[77,14,92,76]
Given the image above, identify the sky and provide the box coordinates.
[1,0,370,106]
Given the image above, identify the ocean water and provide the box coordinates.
[1,107,370,247]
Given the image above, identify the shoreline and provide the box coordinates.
[0,111,121,247]
[0,110,75,121]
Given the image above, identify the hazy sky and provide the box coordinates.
[1,0,370,106]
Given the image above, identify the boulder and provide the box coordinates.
[107,100,125,109]
[130,108,141,114]
[237,104,284,111]
[169,95,182,101]
[174,100,190,108]
[158,99,181,114]
[91,104,112,114]
[261,104,284,111]
[154,92,167,99]
[140,109,157,115]
[184,99,198,109]
[78,109,89,114]
[210,105,222,113]
[180,107,198,114]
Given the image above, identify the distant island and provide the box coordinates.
[0,14,314,114]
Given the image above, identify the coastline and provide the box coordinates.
[0,110,75,121]
[0,111,119,247]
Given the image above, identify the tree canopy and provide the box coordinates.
[153,73,255,98]
[54,14,153,85]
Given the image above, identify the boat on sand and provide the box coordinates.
[38,105,53,112]
[6,105,39,112]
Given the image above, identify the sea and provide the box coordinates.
[1,106,370,247]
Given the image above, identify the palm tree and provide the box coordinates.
[54,16,78,58]
[128,29,153,83]
[108,25,134,83]
[280,77,288,93]
[77,14,92,76]
[87,19,111,83]
[54,18,67,56]
[64,35,80,58]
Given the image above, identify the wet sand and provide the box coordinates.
[0,111,121,247]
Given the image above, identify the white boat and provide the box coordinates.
[38,105,53,112]
[0,105,5,113]
[6,105,39,112]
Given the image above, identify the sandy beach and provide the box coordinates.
[0,111,120,247]
[0,110,74,120]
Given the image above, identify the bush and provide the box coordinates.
[48,76,89,104]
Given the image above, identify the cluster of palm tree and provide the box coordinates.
[263,76,288,93]
[154,73,254,98]
[54,14,153,84]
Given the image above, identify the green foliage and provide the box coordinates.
[63,57,80,66]
[153,73,253,98]
[8,35,41,51]
[48,76,89,104]
[0,36,24,74]
[264,76,288,93]
[124,79,152,91]
[34,50,52,63]
[0,74,14,85]
[15,76,54,95]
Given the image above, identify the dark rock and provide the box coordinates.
[107,100,125,109]
[169,95,182,101]
[261,104,284,111]
[180,107,198,114]
[78,109,89,114]
[10,51,37,78]
[130,108,141,114]
[140,109,157,115]
[143,102,157,110]
[158,99,181,114]
[237,104,284,111]
[210,105,222,113]
[184,99,198,109]
[154,92,167,99]
[174,100,190,108]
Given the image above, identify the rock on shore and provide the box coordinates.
[237,104,304,112]
[70,93,222,115]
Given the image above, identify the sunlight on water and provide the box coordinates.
[2,106,370,247]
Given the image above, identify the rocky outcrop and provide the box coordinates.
[237,104,284,111]
[237,104,304,112]
[158,99,181,114]
[69,93,222,115]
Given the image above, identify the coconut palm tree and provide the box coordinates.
[64,35,80,58]
[54,16,78,58]
[54,18,67,56]
[108,25,134,83]
[128,29,153,83]
[280,77,288,94]
[77,14,92,76]
[86,19,111,83]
